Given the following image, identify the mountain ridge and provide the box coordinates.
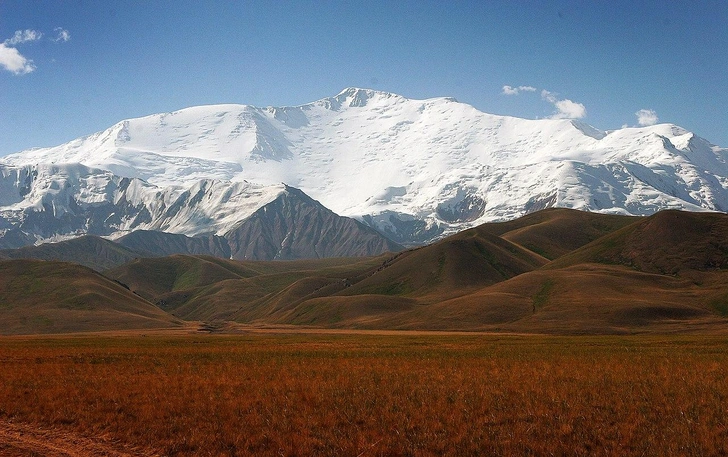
[0,163,402,259]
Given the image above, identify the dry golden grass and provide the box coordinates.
[1,333,727,456]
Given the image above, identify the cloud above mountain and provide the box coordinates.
[5,29,43,45]
[502,84,587,120]
[0,30,43,74]
[0,42,35,74]
[636,109,658,126]
[541,90,587,120]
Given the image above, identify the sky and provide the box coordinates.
[1,0,726,156]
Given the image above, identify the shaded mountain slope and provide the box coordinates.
[0,164,400,260]
[224,186,404,260]
[0,229,36,250]
[0,235,143,271]
[116,230,231,258]
[0,259,180,334]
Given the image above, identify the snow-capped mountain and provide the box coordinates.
[4,88,728,245]
[0,163,401,259]
[0,163,283,239]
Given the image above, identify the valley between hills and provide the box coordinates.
[2,207,727,335]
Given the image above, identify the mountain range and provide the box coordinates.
[2,88,727,254]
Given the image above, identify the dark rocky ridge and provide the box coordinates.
[225,186,404,260]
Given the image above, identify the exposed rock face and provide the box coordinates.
[437,194,487,223]
[225,186,404,260]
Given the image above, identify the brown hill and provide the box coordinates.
[479,208,637,260]
[106,254,388,321]
[0,259,180,334]
[196,256,389,322]
[102,209,728,333]
[420,265,728,333]
[251,210,728,332]
[106,255,260,300]
[339,227,549,301]
[5,208,728,335]
[267,266,728,332]
[550,210,728,274]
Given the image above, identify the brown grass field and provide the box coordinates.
[1,331,727,456]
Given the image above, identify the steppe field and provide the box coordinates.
[1,330,727,456]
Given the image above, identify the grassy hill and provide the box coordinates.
[0,259,181,334]
[106,254,389,321]
[4,209,728,334]
[337,227,548,301]
[549,210,728,274]
[493,208,638,260]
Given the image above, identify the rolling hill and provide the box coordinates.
[0,259,181,334]
[3,208,728,334]
[548,210,728,274]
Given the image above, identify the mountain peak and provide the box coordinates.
[331,87,403,108]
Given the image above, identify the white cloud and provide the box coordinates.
[502,85,537,96]
[4,29,43,46]
[53,28,71,43]
[636,109,658,126]
[0,43,35,74]
[541,90,586,119]
[0,27,70,75]
[552,98,587,119]
[503,84,588,120]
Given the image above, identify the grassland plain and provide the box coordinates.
[0,332,727,456]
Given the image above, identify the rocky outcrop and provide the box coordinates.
[225,186,403,260]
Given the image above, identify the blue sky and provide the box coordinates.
[1,0,726,156]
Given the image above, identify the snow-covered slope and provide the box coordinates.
[5,88,728,244]
[0,163,285,243]
[0,163,402,259]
